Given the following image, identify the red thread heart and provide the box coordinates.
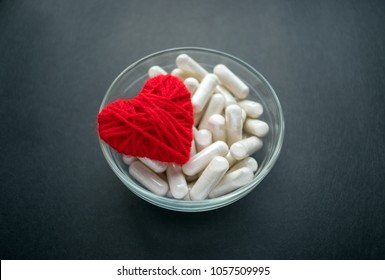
[97,74,194,164]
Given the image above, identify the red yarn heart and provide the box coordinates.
[97,74,194,164]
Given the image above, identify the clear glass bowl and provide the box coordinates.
[98,47,284,212]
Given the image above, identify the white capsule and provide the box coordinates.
[171,68,189,80]
[214,64,249,99]
[228,157,258,173]
[244,119,269,137]
[208,114,226,142]
[176,54,208,80]
[122,155,136,165]
[191,74,218,113]
[182,141,228,176]
[237,100,263,118]
[148,65,167,77]
[225,104,243,146]
[138,157,168,173]
[190,156,229,200]
[215,85,237,107]
[208,167,254,198]
[129,161,169,196]
[224,152,237,167]
[184,77,199,94]
[199,93,225,130]
[194,129,213,152]
[230,136,263,160]
[166,164,188,199]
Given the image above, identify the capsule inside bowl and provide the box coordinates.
[98,47,284,212]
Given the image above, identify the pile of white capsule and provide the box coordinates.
[122,54,269,201]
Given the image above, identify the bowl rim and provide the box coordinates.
[98,46,285,212]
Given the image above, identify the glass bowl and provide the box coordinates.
[98,47,284,212]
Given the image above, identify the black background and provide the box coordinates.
[1,0,384,259]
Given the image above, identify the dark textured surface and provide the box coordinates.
[1,0,384,260]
